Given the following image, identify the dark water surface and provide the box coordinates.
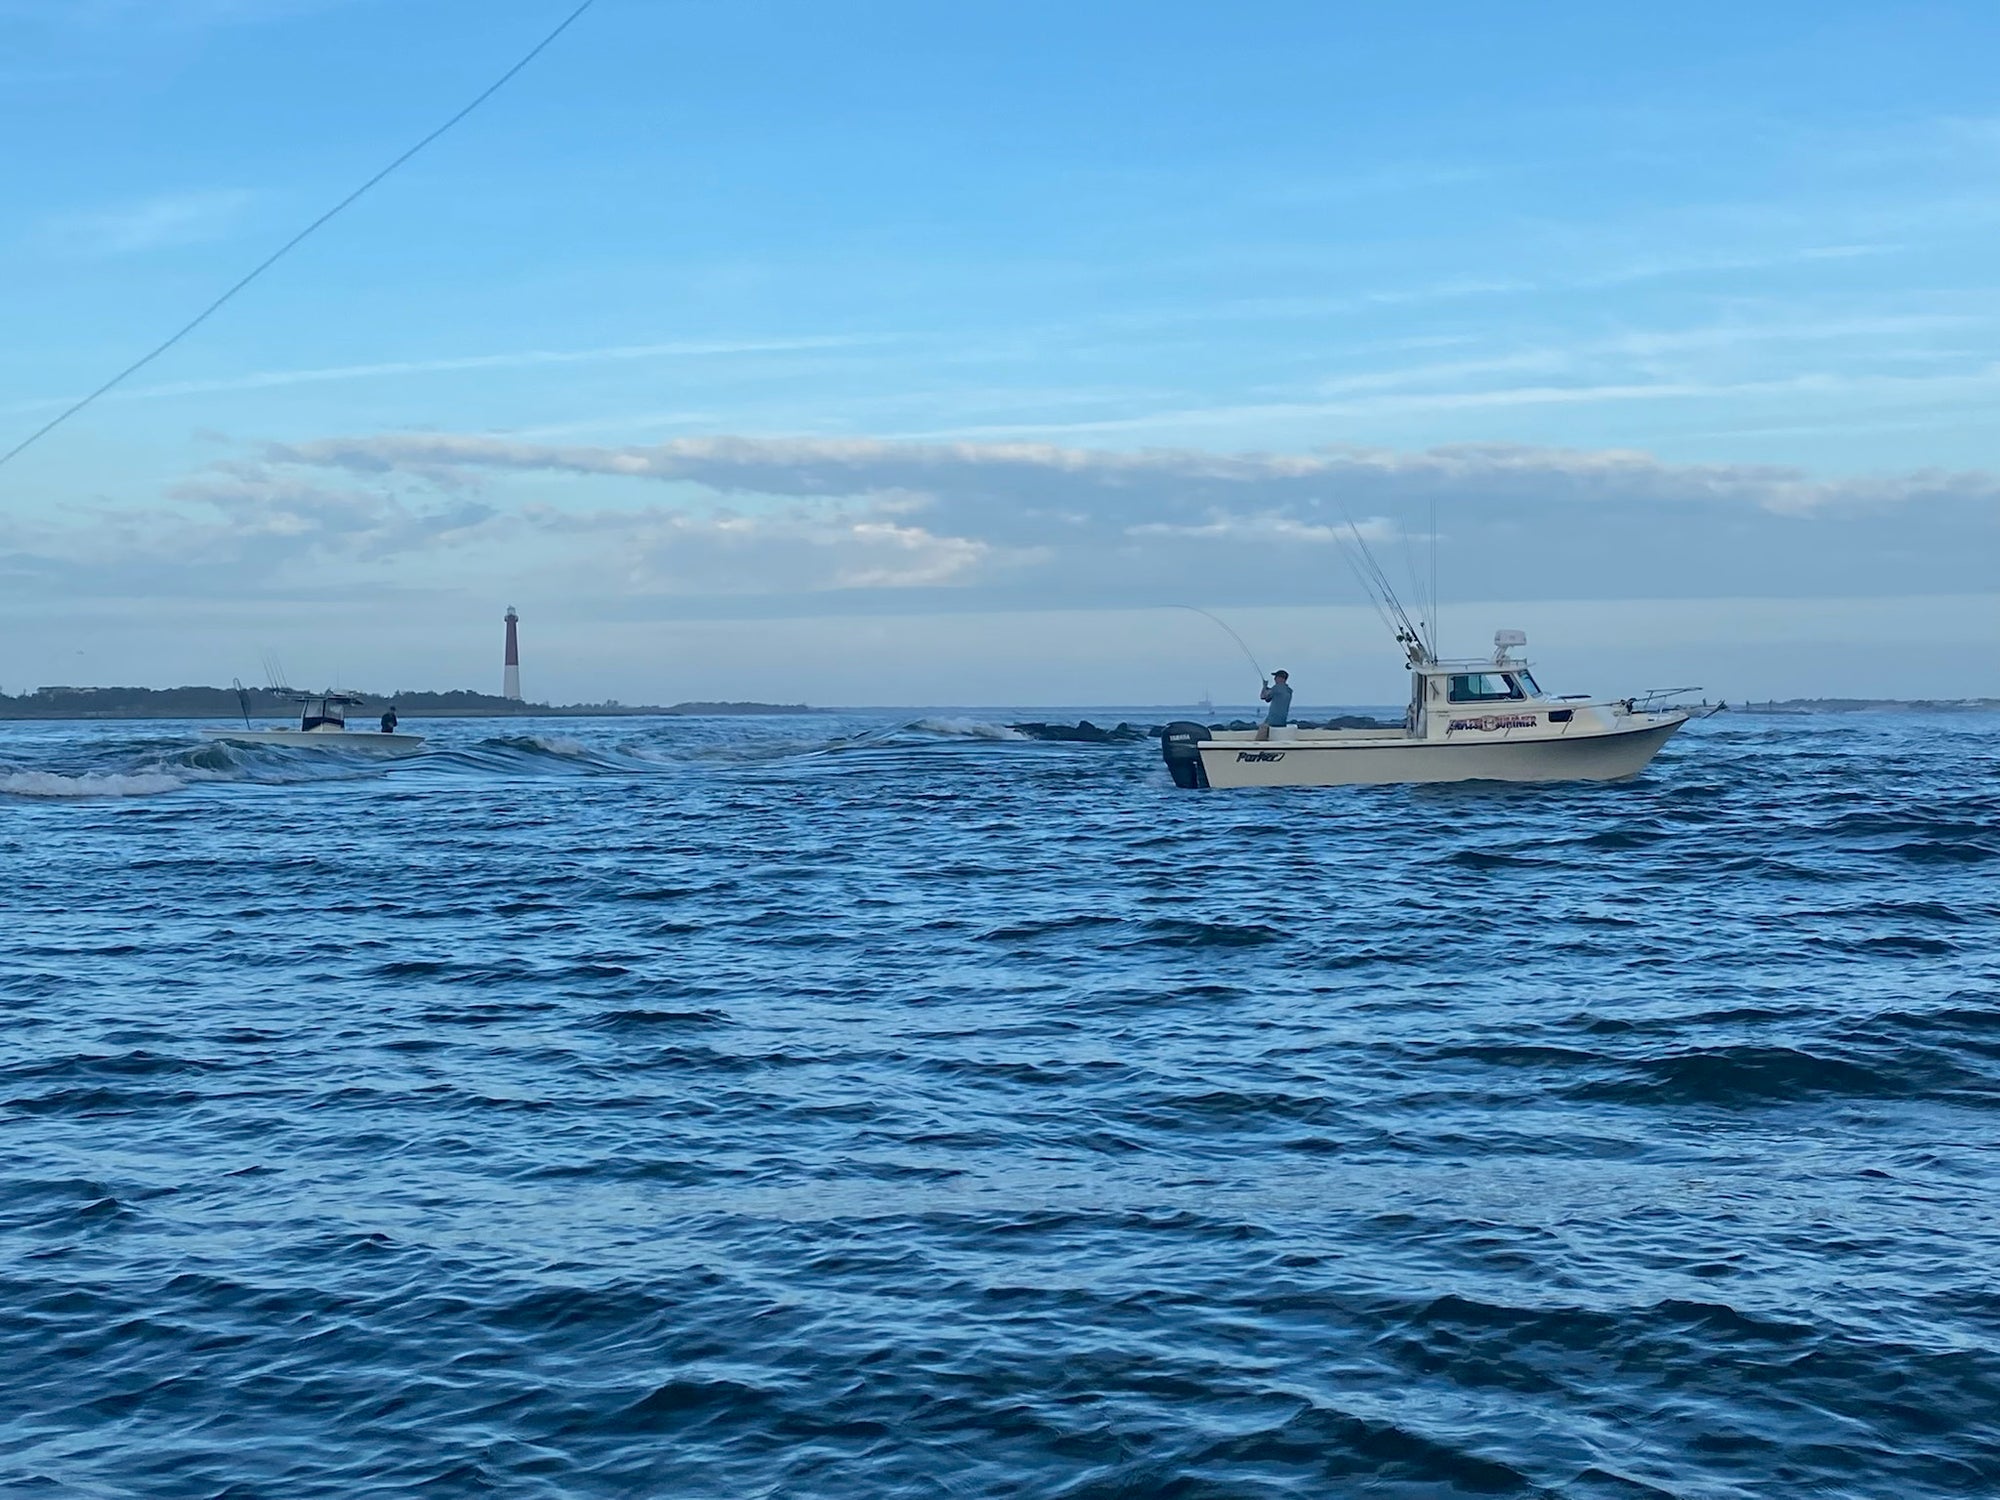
[4,710,1997,1498]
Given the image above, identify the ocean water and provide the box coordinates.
[3,709,1996,1498]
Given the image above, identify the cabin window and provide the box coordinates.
[1447,673,1522,703]
[1515,671,1542,696]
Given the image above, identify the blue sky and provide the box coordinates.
[2,0,1997,704]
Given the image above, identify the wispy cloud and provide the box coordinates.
[0,464,506,599]
[32,189,252,256]
[1128,512,1394,545]
[0,334,898,418]
[1578,241,1906,288]
[130,334,897,397]
[520,501,1007,594]
[0,0,355,31]
[887,357,2000,444]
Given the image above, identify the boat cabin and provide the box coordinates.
[1406,631,1588,739]
[296,691,365,732]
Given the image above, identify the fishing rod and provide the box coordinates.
[1173,605,1267,685]
[1338,516,1433,663]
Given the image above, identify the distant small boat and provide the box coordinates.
[207,689,424,754]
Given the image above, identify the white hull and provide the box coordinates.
[206,728,425,754]
[1185,715,1687,788]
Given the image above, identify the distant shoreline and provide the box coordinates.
[0,687,816,722]
[1733,698,2000,714]
[4,689,1996,723]
[0,709,820,722]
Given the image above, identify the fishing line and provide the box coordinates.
[1173,605,1267,684]
[0,0,597,472]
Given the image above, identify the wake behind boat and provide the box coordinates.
[207,689,424,754]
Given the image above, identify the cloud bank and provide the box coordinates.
[9,434,1997,614]
[268,430,2000,517]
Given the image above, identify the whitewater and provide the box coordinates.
[2,708,1997,1497]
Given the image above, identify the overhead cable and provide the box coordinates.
[0,0,597,472]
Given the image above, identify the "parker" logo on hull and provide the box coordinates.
[1236,750,1286,762]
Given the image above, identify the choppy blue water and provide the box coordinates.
[3,709,1997,1498]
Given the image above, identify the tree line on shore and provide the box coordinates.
[0,686,809,719]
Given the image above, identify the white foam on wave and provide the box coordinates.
[178,762,344,786]
[158,742,367,786]
[484,733,595,758]
[1,770,187,799]
[914,717,1030,741]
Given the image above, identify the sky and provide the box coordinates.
[2,0,1997,705]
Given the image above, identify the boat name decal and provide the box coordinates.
[1449,714,1537,732]
[1235,750,1286,762]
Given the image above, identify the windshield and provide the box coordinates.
[1515,671,1542,696]
[1447,673,1523,704]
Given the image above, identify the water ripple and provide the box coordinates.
[3,709,1998,1496]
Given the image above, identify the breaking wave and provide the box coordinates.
[911,717,1031,741]
[0,734,403,801]
[484,732,594,758]
[0,714,1126,801]
[0,769,187,799]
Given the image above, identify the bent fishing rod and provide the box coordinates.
[1173,604,1268,685]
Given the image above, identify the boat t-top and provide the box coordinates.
[207,687,425,754]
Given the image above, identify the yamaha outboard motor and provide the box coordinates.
[1160,721,1211,789]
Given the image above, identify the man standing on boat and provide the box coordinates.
[380,705,399,734]
[1255,670,1292,741]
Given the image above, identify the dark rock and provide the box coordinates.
[1008,720,1149,744]
[1020,715,1394,743]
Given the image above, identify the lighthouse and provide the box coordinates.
[502,606,522,701]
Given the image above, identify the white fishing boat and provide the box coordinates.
[207,689,424,754]
[1162,630,1707,789]
[1160,518,1718,789]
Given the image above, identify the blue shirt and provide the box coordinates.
[1263,680,1293,725]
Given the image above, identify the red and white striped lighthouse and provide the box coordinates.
[502,606,522,701]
